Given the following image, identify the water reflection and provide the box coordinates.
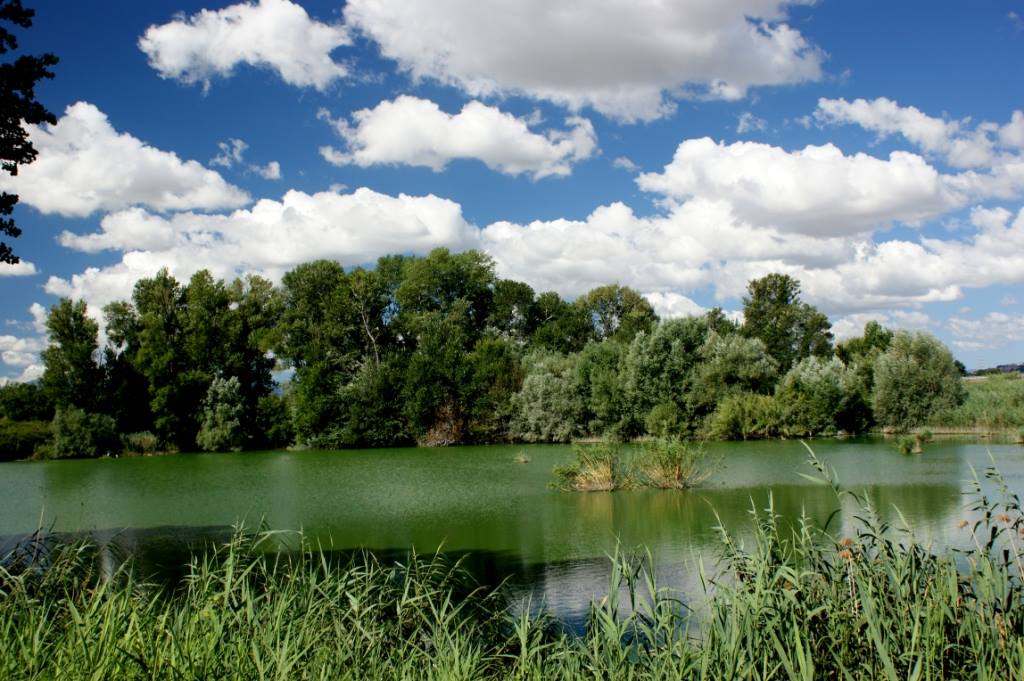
[0,439,1015,622]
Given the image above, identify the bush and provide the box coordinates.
[551,442,627,491]
[635,438,716,489]
[51,407,120,458]
[255,393,294,449]
[121,431,159,456]
[196,376,244,452]
[775,356,856,436]
[510,351,583,443]
[645,402,682,437]
[0,419,51,461]
[705,392,783,440]
[872,331,966,430]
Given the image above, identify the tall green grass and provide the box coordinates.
[3,448,1023,679]
[929,373,1024,431]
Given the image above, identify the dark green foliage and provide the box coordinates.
[872,331,967,430]
[27,256,977,453]
[0,0,57,264]
[575,340,627,436]
[330,357,412,447]
[0,417,48,460]
[40,299,103,412]
[644,402,682,437]
[574,284,658,343]
[741,273,833,372]
[254,393,293,449]
[0,381,51,421]
[486,278,537,344]
[50,407,119,458]
[463,337,523,441]
[705,392,783,439]
[121,431,158,456]
[530,290,592,353]
[689,332,778,418]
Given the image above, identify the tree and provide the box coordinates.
[575,284,658,343]
[775,356,860,436]
[0,380,51,420]
[196,376,245,452]
[0,0,57,264]
[40,299,102,411]
[872,331,967,430]
[510,350,583,442]
[688,332,778,416]
[530,291,591,353]
[741,273,832,371]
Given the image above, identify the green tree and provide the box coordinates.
[276,260,360,442]
[575,340,626,436]
[775,356,859,436]
[196,376,245,452]
[510,350,583,442]
[0,380,51,420]
[530,291,591,353]
[486,279,537,345]
[689,332,778,416]
[50,406,118,458]
[463,337,523,441]
[620,315,717,434]
[575,284,658,343]
[872,331,967,430]
[741,273,832,371]
[41,299,102,411]
[395,248,495,337]
[0,0,57,264]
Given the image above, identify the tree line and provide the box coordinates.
[0,248,967,459]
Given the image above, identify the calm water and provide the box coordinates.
[1,438,1021,622]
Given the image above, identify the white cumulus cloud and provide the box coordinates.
[0,102,249,217]
[0,260,37,276]
[139,0,351,90]
[636,138,956,236]
[344,0,823,122]
[49,187,480,310]
[815,97,1024,169]
[319,96,597,179]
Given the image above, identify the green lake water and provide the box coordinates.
[1,438,1021,621]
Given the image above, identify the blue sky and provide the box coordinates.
[2,0,1023,380]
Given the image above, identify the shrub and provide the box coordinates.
[121,431,159,456]
[635,438,716,489]
[645,402,682,437]
[551,442,627,491]
[775,356,855,436]
[50,407,120,458]
[196,376,244,452]
[872,331,966,430]
[705,392,783,440]
[0,419,51,461]
[510,351,583,443]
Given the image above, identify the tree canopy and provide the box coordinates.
[0,0,57,264]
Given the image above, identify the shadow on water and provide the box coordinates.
[0,439,1015,626]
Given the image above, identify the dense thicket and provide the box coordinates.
[1,248,975,457]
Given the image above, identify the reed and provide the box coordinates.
[3,447,1023,679]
